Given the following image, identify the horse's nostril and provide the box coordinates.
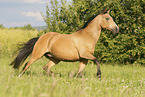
[116,27,118,31]
[116,27,119,32]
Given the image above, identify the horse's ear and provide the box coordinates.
[107,10,110,14]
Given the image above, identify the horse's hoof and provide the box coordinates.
[43,66,47,71]
[97,72,101,80]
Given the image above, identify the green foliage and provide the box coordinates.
[42,0,145,64]
[13,24,35,31]
[21,24,35,31]
[95,28,145,64]
[0,24,4,29]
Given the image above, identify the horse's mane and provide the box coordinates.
[77,9,107,31]
[78,14,98,30]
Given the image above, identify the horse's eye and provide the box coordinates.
[106,18,109,20]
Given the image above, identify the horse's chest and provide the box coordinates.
[86,44,95,53]
[77,41,95,55]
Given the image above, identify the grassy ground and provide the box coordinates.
[0,57,145,97]
[0,28,145,97]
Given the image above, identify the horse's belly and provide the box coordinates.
[50,38,79,61]
[51,48,79,60]
[52,52,79,61]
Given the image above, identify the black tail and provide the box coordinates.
[10,37,39,69]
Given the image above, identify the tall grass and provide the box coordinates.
[0,28,38,58]
[0,57,145,97]
[0,28,145,97]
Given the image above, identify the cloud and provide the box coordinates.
[21,11,43,21]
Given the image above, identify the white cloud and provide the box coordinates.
[21,11,43,21]
[0,0,47,27]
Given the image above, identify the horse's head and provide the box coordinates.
[100,10,119,34]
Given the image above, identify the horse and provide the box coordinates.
[10,10,119,79]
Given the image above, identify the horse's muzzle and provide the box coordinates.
[112,26,119,34]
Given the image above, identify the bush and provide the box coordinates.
[42,0,145,64]
[95,28,145,64]
[0,24,4,29]
[21,24,35,31]
[13,24,35,30]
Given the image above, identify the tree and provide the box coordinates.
[0,24,4,29]
[22,24,35,30]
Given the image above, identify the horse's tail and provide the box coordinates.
[10,37,39,69]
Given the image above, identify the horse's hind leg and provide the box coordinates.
[75,59,88,78]
[18,54,43,77]
[18,48,47,77]
[19,58,35,77]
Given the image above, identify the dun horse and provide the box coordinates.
[10,10,119,78]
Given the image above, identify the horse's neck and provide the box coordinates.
[76,16,102,43]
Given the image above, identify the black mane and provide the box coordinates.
[78,14,98,31]
[77,9,107,31]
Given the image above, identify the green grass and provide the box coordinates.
[0,57,145,97]
[0,28,38,57]
[0,28,145,97]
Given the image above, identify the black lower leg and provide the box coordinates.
[97,70,101,78]
[94,59,101,78]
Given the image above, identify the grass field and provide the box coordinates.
[0,28,38,58]
[0,28,145,97]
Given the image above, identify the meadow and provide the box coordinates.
[0,28,145,97]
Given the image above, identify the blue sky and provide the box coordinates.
[0,0,71,27]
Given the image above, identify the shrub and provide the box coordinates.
[0,24,4,29]
[21,24,35,31]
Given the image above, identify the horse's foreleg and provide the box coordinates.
[94,59,101,79]
[75,59,88,78]
[80,52,101,79]
[44,58,60,76]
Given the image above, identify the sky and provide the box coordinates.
[0,0,71,28]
